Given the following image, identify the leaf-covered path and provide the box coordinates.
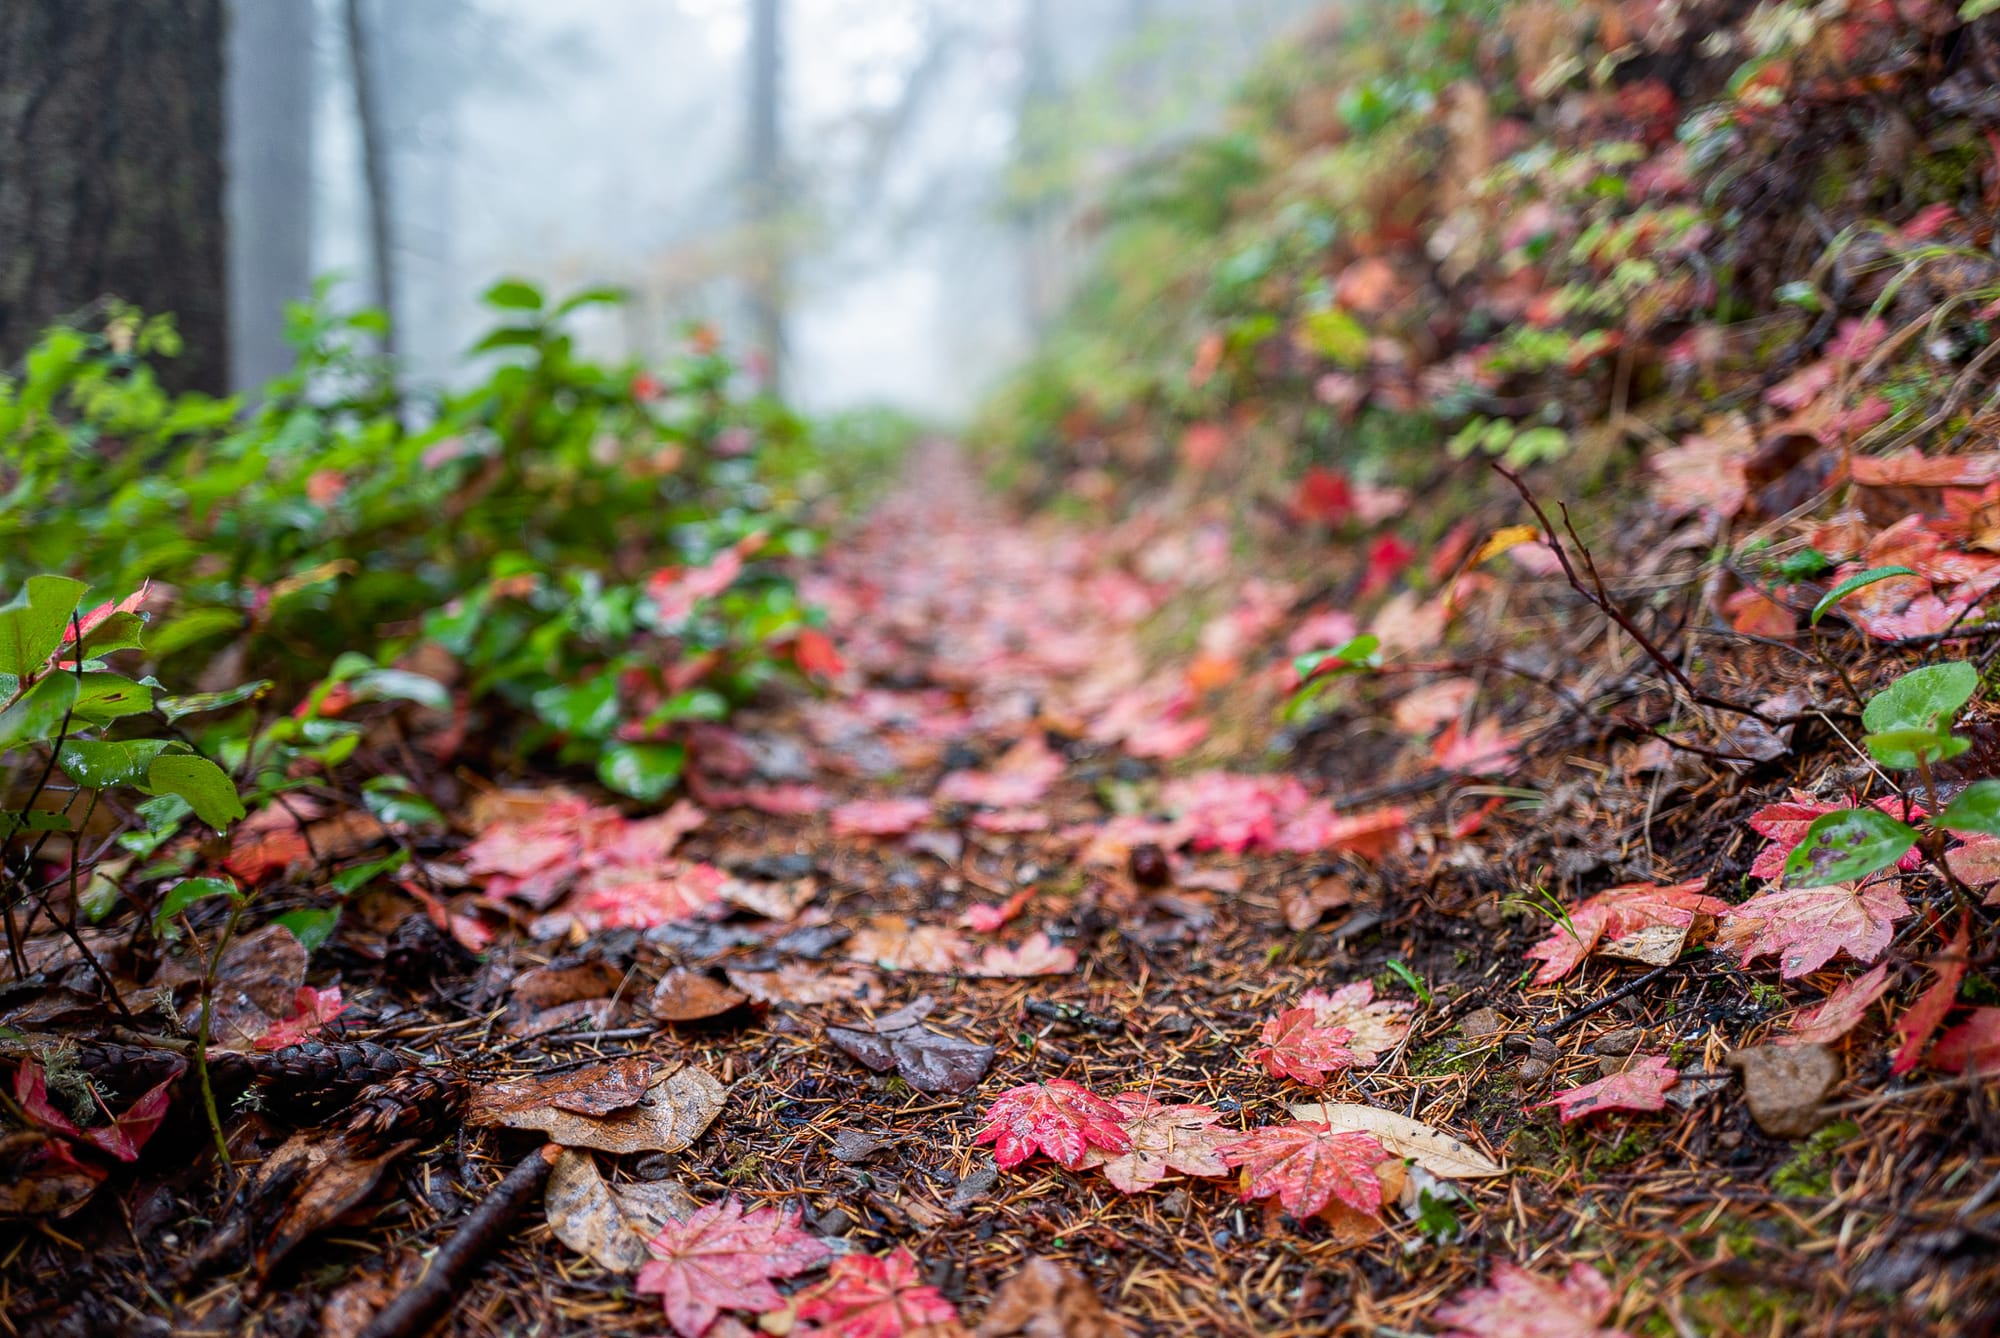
[12,430,1993,1338]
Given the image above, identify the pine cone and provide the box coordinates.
[343,1065,471,1143]
[252,1040,411,1110]
[383,912,472,987]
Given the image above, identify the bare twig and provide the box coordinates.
[357,1142,560,1338]
[1492,464,1774,725]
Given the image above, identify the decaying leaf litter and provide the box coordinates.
[18,7,2000,1337]
[11,432,2000,1336]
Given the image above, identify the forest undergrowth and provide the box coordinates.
[11,2,2000,1335]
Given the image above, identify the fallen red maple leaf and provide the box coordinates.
[1078,1094,1229,1193]
[1432,1260,1631,1338]
[1431,717,1521,776]
[1534,1055,1678,1123]
[1781,964,1893,1046]
[795,1247,961,1337]
[1218,1120,1385,1219]
[1891,920,1970,1075]
[1296,981,1413,1065]
[1717,878,1912,978]
[975,1080,1131,1170]
[1747,793,1925,881]
[1524,881,1727,984]
[830,798,932,838]
[1931,1007,2000,1077]
[970,931,1077,978]
[1248,1008,1358,1085]
[635,1197,831,1338]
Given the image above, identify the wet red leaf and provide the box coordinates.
[635,1197,831,1338]
[975,1080,1131,1171]
[1247,1008,1358,1085]
[1218,1121,1385,1218]
[1432,1260,1630,1338]
[1535,1055,1678,1122]
[794,1247,960,1337]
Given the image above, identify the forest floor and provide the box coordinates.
[9,441,2000,1338]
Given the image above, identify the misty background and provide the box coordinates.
[229,0,1320,417]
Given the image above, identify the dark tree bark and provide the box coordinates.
[225,0,316,395]
[0,0,228,394]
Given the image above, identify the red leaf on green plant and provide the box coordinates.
[974,1079,1130,1170]
[830,798,932,838]
[1524,881,1727,984]
[1891,920,1970,1075]
[1432,1261,1631,1338]
[635,1197,831,1338]
[795,1247,960,1337]
[255,985,348,1051]
[791,629,846,680]
[1078,1094,1229,1193]
[1717,879,1912,978]
[1218,1121,1384,1218]
[1781,964,1892,1046]
[1248,1008,1357,1085]
[1931,1007,2000,1077]
[1534,1055,1677,1123]
[1296,981,1413,1065]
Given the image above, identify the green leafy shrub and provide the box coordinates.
[0,281,825,801]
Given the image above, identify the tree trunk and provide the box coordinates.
[745,0,785,397]
[225,0,315,395]
[0,0,228,394]
[343,0,399,372]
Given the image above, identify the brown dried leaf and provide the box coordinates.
[975,1257,1134,1337]
[485,1065,726,1154]
[725,961,872,1005]
[650,970,749,1021]
[468,1057,658,1122]
[545,1148,700,1273]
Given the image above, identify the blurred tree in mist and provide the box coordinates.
[0,0,227,393]
[227,0,315,394]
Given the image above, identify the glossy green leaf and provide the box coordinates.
[153,876,241,935]
[1864,726,1971,771]
[1810,566,1919,626]
[0,809,72,840]
[76,610,148,658]
[0,575,86,675]
[0,671,78,753]
[1940,780,2000,836]
[352,667,451,711]
[532,676,621,738]
[1863,661,1979,736]
[159,680,273,722]
[59,738,180,788]
[361,776,443,827]
[1783,808,1919,888]
[144,754,245,830]
[70,672,152,726]
[482,278,545,310]
[272,907,340,953]
[1292,634,1382,682]
[597,741,686,803]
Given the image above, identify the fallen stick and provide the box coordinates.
[358,1142,559,1338]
